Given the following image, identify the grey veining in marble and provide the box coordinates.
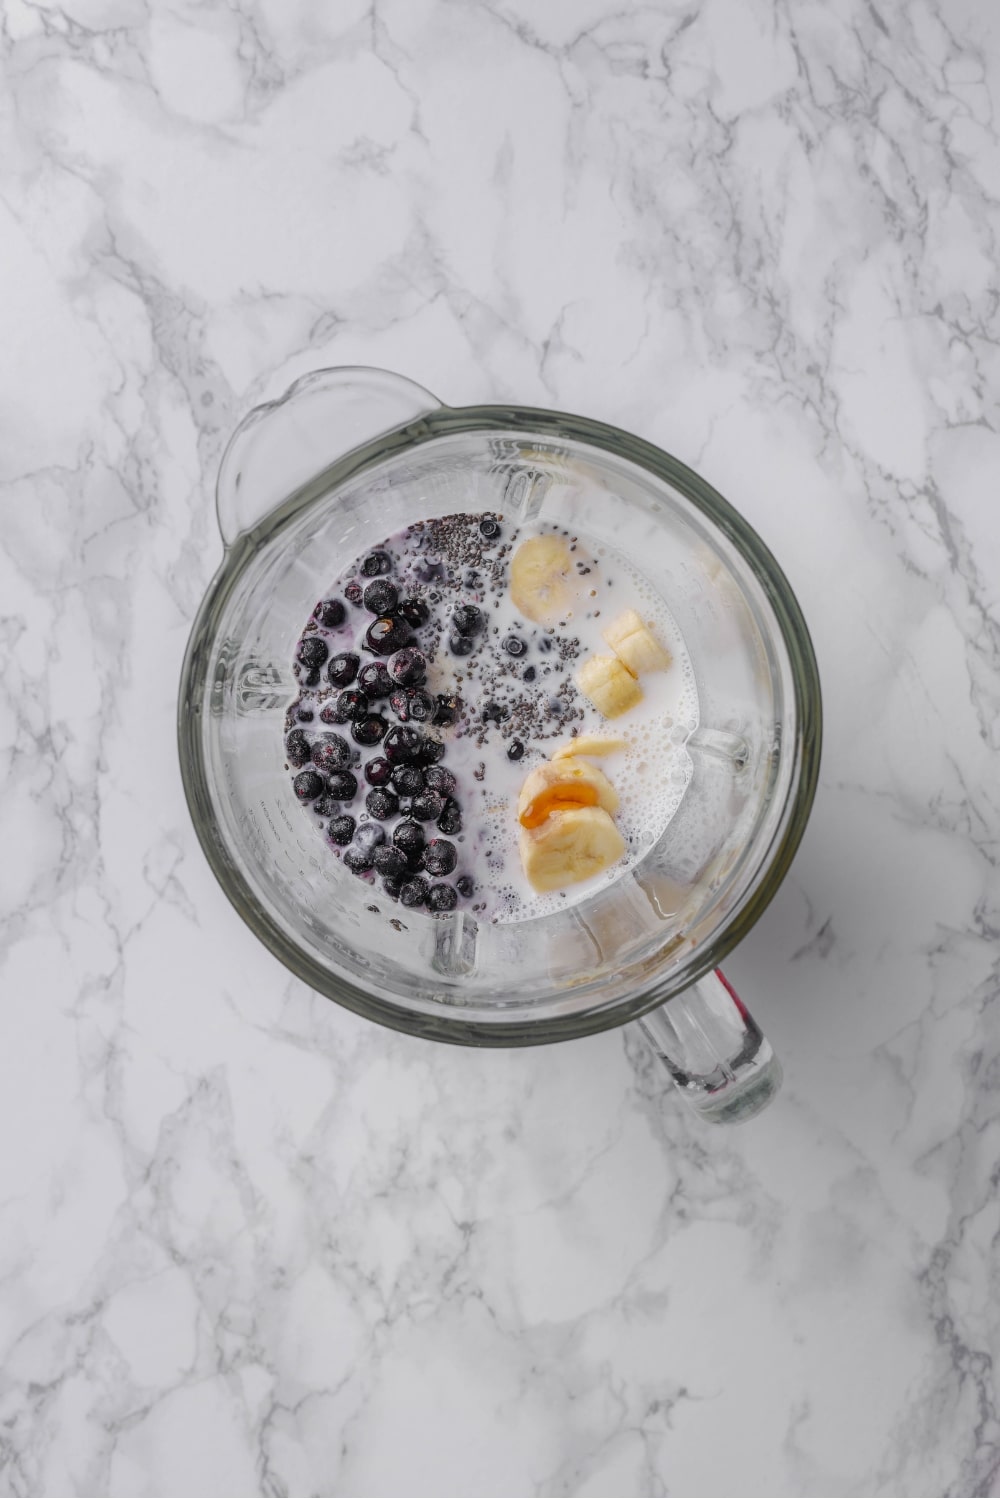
[2,0,999,1493]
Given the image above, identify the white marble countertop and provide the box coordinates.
[3,0,998,1494]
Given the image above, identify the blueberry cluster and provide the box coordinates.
[287,551,473,914]
[287,712,469,911]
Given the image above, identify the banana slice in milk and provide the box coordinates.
[509,534,576,625]
[575,653,643,719]
[602,608,673,675]
[516,757,625,891]
[551,734,628,761]
[519,807,626,893]
[517,756,619,830]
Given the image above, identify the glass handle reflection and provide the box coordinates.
[635,968,782,1123]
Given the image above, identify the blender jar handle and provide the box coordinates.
[636,969,782,1123]
[215,365,443,547]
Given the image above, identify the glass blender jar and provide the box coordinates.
[178,367,821,1123]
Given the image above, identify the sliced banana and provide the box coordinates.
[519,806,626,893]
[575,653,643,719]
[602,608,673,675]
[551,733,628,761]
[517,756,620,830]
[509,534,575,625]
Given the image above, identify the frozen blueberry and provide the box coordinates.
[405,689,434,723]
[427,882,458,913]
[482,701,508,724]
[506,738,526,761]
[364,756,392,787]
[433,693,462,726]
[502,634,526,657]
[366,788,399,821]
[393,819,425,857]
[415,735,445,766]
[293,769,325,801]
[479,516,501,541]
[330,689,369,724]
[361,550,392,577]
[286,729,311,767]
[462,568,482,590]
[384,725,422,764]
[328,814,356,845]
[449,634,474,657]
[414,557,443,584]
[345,580,364,606]
[399,598,430,628]
[326,770,358,801]
[373,845,408,879]
[424,766,456,796]
[313,793,339,818]
[363,579,399,614]
[358,661,393,699]
[352,715,388,747]
[327,651,360,687]
[297,706,314,723]
[382,876,403,901]
[316,598,346,628]
[437,798,462,835]
[355,821,386,854]
[399,876,428,909]
[411,789,445,822]
[296,636,329,670]
[452,604,485,636]
[393,687,429,724]
[522,665,537,683]
[388,647,426,687]
[311,733,351,772]
[388,688,410,722]
[456,875,475,898]
[300,668,321,688]
[343,844,373,875]
[423,838,457,876]
[366,615,411,656]
[391,764,424,796]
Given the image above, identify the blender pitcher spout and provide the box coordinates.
[215,366,443,547]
